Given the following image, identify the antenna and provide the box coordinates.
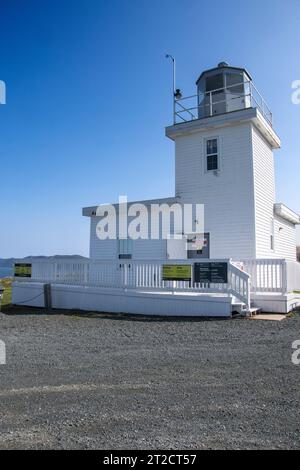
[165,54,176,123]
[165,54,176,94]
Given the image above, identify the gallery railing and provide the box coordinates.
[173,80,273,127]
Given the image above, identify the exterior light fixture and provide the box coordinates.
[174,89,182,100]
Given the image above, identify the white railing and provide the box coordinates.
[14,258,251,309]
[241,259,291,294]
[174,80,273,127]
[243,259,300,294]
[228,263,251,308]
[286,261,300,293]
[14,258,300,304]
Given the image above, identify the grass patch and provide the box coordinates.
[0,278,12,310]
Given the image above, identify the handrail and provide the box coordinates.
[228,262,251,309]
[175,100,197,120]
[203,80,249,95]
[173,80,273,127]
[241,259,286,294]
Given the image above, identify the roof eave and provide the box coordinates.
[274,203,300,225]
[83,197,179,217]
[196,66,252,85]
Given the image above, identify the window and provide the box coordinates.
[206,74,224,94]
[270,219,275,251]
[206,138,219,171]
[118,239,133,259]
[225,73,244,95]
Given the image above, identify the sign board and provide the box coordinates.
[187,233,210,259]
[162,264,192,281]
[14,263,32,278]
[194,262,228,284]
[188,235,207,251]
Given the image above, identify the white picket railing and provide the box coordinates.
[14,257,300,306]
[242,259,286,293]
[14,258,251,309]
[241,259,300,294]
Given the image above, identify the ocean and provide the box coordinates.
[0,267,13,278]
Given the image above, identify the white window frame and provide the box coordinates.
[118,238,133,259]
[204,137,220,173]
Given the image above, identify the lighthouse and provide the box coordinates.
[165,62,299,261]
[12,61,300,316]
[84,61,299,262]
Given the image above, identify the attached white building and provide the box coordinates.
[83,62,299,264]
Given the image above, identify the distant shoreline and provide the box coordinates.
[0,256,86,276]
[0,267,13,278]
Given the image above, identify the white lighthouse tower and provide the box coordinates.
[166,61,299,261]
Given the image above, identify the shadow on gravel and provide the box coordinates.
[62,311,231,323]
[1,305,231,322]
[1,305,47,316]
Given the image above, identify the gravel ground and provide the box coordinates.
[0,309,299,450]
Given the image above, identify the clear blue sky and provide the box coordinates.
[1,0,299,257]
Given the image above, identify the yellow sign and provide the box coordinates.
[14,263,32,278]
[162,264,191,281]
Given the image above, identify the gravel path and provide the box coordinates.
[0,310,299,449]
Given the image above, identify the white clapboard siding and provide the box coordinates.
[251,125,276,258]
[89,218,118,259]
[274,216,297,261]
[90,210,168,260]
[175,123,256,259]
[133,239,167,260]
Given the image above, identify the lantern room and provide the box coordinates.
[196,62,252,119]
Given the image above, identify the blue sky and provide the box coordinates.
[1,0,299,257]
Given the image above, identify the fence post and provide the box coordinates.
[84,263,88,284]
[53,262,58,281]
[246,277,251,310]
[44,283,52,313]
[282,261,288,295]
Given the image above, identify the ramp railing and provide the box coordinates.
[13,258,251,308]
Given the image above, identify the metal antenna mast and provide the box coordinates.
[165,54,176,123]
